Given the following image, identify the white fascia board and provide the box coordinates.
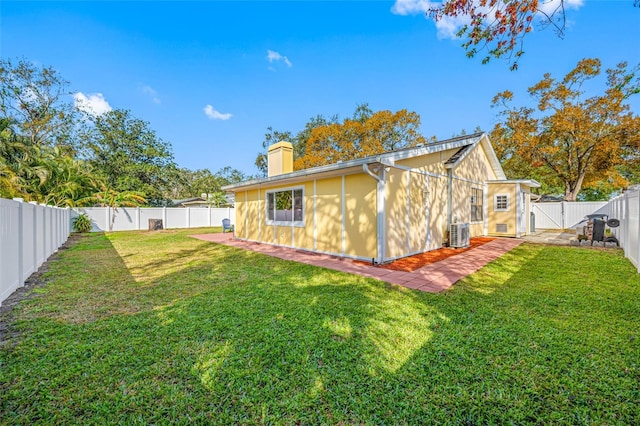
[479,134,507,180]
[487,179,542,188]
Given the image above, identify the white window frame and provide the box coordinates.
[265,186,305,227]
[470,187,483,222]
[494,194,510,211]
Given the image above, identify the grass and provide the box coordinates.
[1,228,639,424]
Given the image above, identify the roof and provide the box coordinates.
[223,132,506,192]
[487,179,542,188]
[172,197,206,205]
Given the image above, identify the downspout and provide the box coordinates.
[447,168,453,237]
[363,163,386,264]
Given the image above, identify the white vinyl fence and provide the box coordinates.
[1,198,70,306]
[593,188,640,272]
[532,201,607,229]
[71,207,235,232]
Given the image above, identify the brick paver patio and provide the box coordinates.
[191,233,523,293]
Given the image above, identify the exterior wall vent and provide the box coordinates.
[496,223,508,233]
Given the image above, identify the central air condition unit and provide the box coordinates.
[450,223,470,248]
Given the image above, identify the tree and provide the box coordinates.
[0,58,77,152]
[78,186,147,231]
[254,115,339,176]
[428,1,639,70]
[294,107,427,170]
[83,109,178,204]
[491,58,640,201]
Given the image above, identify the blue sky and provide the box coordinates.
[2,1,639,176]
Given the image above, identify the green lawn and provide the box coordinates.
[1,229,639,424]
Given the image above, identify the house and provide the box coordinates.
[222,133,539,264]
[172,197,209,208]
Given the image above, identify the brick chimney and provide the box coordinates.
[267,141,293,177]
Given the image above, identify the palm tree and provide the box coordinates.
[78,186,147,231]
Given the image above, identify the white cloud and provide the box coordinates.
[266,49,292,68]
[391,0,470,39]
[391,0,584,40]
[203,104,232,121]
[141,85,161,104]
[538,0,583,17]
[73,92,112,116]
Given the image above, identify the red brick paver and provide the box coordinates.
[191,233,523,293]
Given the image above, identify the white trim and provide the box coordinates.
[313,179,317,252]
[377,171,386,264]
[257,188,261,241]
[341,175,346,255]
[470,186,484,223]
[494,194,510,211]
[483,183,489,236]
[265,185,305,227]
[245,191,248,239]
[406,170,411,254]
[425,176,432,251]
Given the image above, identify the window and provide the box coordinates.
[494,194,509,211]
[266,188,303,225]
[470,188,483,222]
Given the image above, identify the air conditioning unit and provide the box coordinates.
[450,223,470,248]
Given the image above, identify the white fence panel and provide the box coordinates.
[190,208,209,228]
[626,192,639,268]
[592,189,640,272]
[110,207,138,231]
[71,207,235,232]
[532,201,607,229]
[0,199,21,304]
[1,198,70,306]
[22,202,36,280]
[139,208,164,230]
[166,208,188,229]
[210,207,234,228]
[532,203,564,229]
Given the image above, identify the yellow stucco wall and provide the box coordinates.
[385,168,409,259]
[344,174,377,259]
[409,172,431,253]
[315,177,343,255]
[488,183,516,237]
[246,189,260,241]
[235,191,246,239]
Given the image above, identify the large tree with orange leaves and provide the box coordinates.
[491,58,640,201]
[294,107,426,170]
[428,1,639,70]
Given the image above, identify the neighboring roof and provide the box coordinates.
[172,197,206,205]
[223,132,506,192]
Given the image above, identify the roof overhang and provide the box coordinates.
[223,132,497,192]
[487,179,542,188]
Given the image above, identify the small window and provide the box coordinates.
[470,188,483,222]
[494,194,509,211]
[266,188,304,225]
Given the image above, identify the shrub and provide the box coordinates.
[72,213,92,233]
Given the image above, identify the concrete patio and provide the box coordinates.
[191,233,524,293]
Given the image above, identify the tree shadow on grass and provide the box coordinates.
[2,235,639,424]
